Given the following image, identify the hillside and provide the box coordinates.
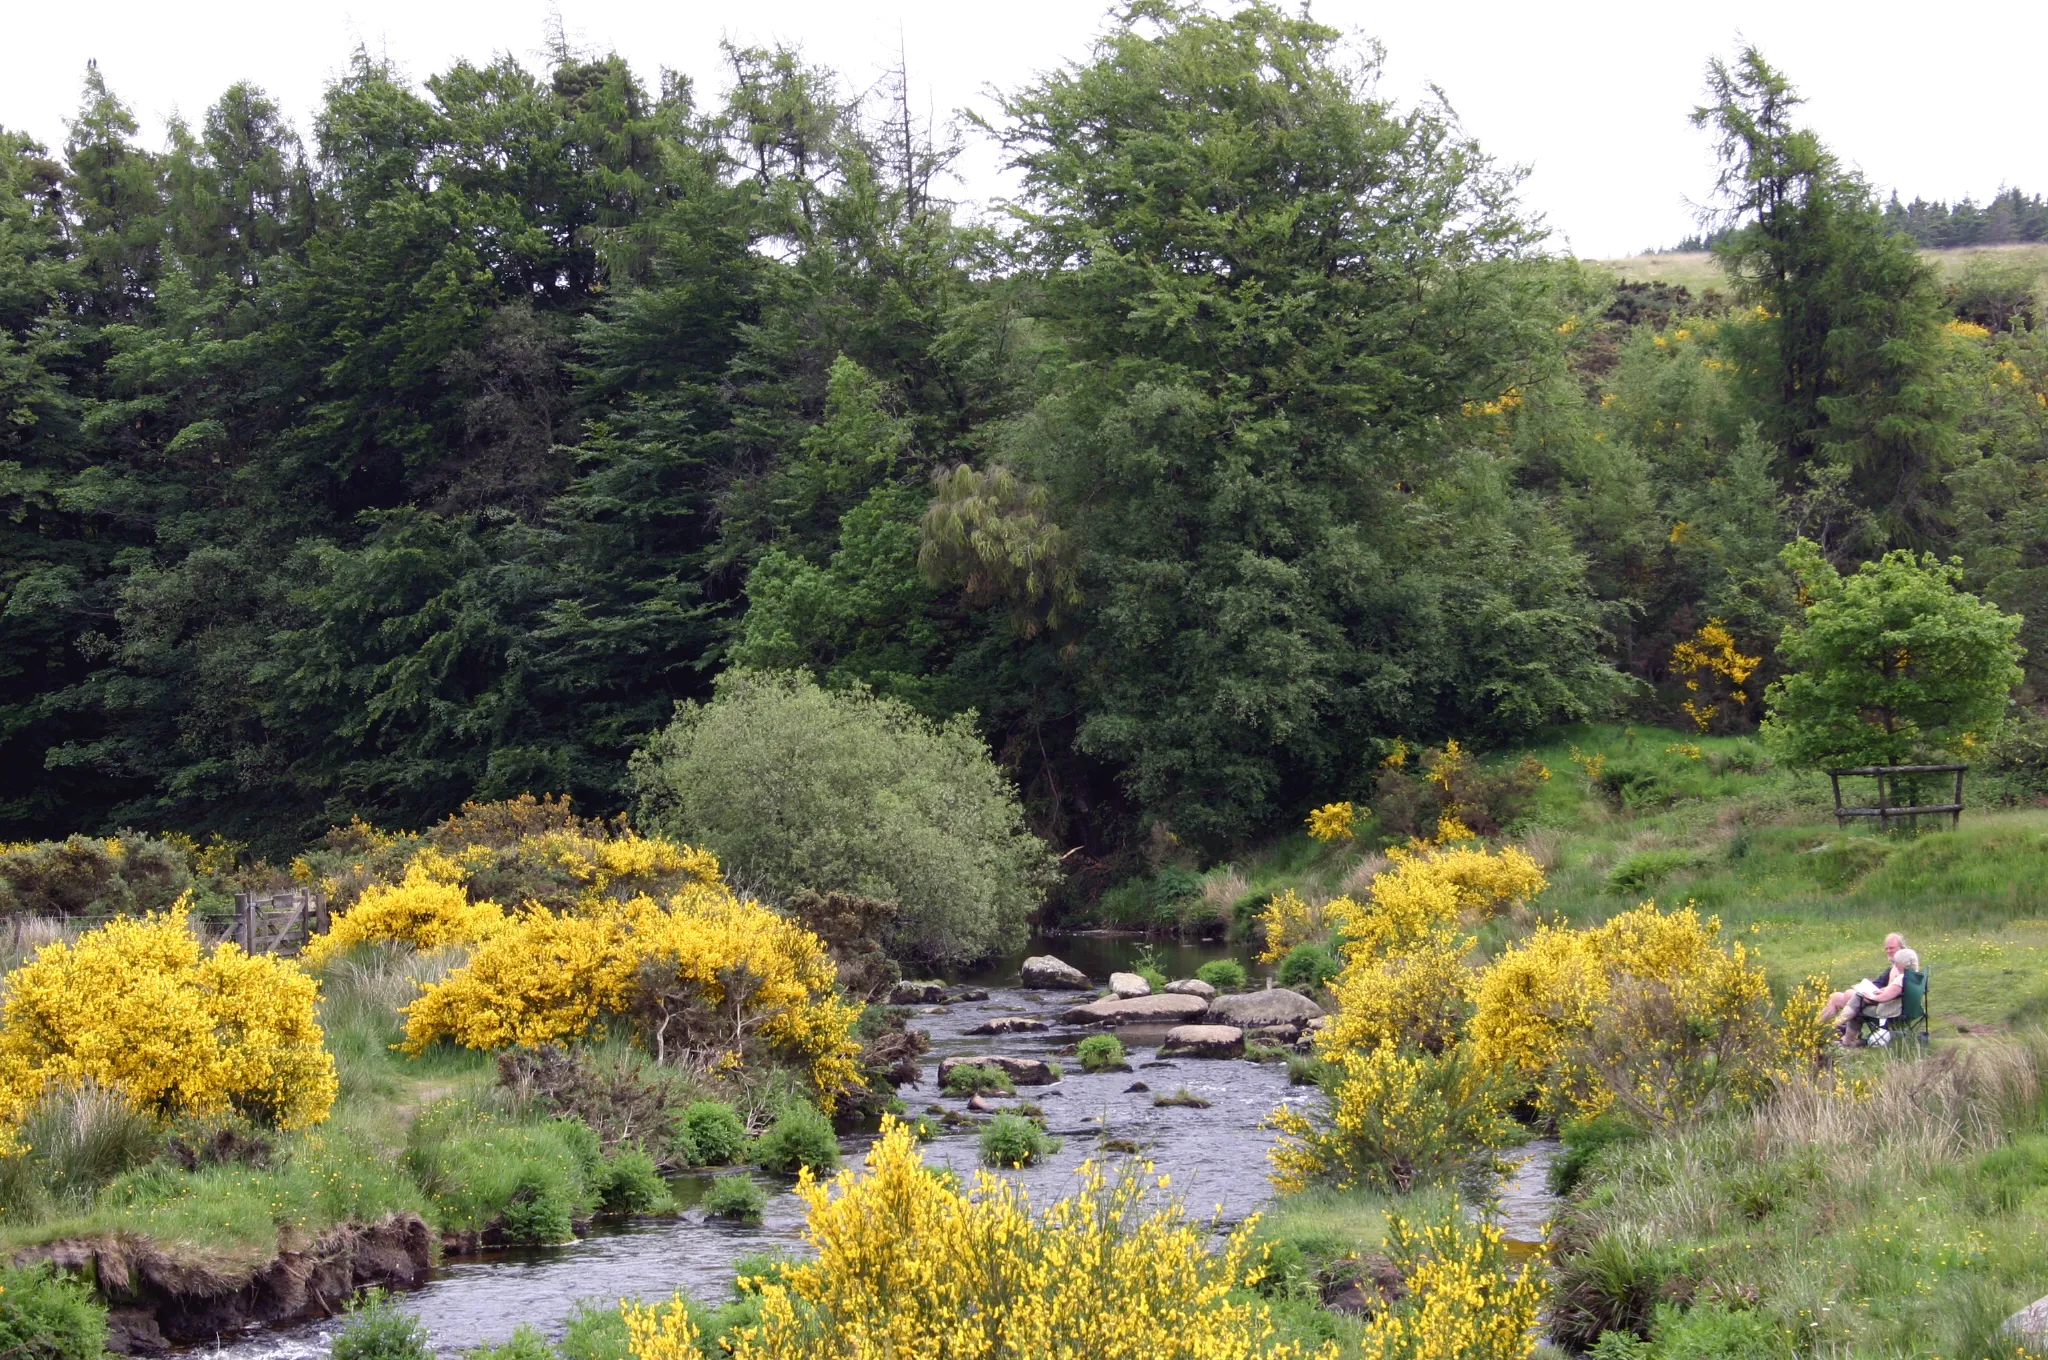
[1592,240,2048,295]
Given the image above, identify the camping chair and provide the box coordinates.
[1857,968,1930,1047]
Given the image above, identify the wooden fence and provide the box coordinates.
[1827,764,1967,832]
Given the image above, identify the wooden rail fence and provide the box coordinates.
[232,889,329,957]
[1827,763,1967,833]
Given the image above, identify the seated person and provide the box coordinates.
[1819,932,1908,1045]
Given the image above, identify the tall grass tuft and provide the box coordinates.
[18,1082,160,1205]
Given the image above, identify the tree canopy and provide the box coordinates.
[0,13,2039,877]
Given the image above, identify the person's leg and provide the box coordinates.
[1822,989,1853,1022]
[1838,993,1866,1045]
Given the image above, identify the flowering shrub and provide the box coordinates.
[1267,1044,1515,1193]
[1670,620,1760,733]
[1360,1215,1544,1360]
[622,1117,1335,1360]
[1305,802,1358,842]
[1468,901,1786,1125]
[1256,888,1334,964]
[1370,740,1549,840]
[1273,841,1547,1188]
[402,852,861,1107]
[302,852,507,966]
[0,904,336,1139]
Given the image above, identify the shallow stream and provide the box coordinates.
[191,936,1556,1359]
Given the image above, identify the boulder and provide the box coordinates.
[1021,955,1092,990]
[1159,1024,1245,1059]
[968,1016,1050,1036]
[939,1055,1058,1087]
[1059,993,1210,1026]
[888,980,947,1005]
[950,988,990,1002]
[1109,971,1152,999]
[1207,988,1324,1029]
[1163,977,1217,1000]
[2006,1295,2048,1350]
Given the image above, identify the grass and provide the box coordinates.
[1551,1032,2048,1358]
[0,943,678,1261]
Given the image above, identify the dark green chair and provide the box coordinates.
[1858,968,1930,1046]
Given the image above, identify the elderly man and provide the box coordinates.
[1820,932,1910,1046]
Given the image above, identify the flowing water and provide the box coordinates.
[190,935,1555,1359]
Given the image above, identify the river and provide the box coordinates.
[189,935,1554,1359]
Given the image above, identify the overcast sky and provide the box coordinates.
[6,0,2042,259]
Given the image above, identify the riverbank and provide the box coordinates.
[1070,723,2048,1036]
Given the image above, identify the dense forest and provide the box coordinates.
[2,6,2044,870]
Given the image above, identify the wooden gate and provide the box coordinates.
[1827,763,1967,833]
[233,889,329,957]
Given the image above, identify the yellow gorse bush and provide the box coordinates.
[1468,900,1782,1125]
[301,850,508,966]
[1256,888,1333,964]
[1306,801,1358,842]
[0,902,335,1140]
[1360,1215,1543,1360]
[1670,619,1759,732]
[402,850,862,1105]
[1273,841,1544,1189]
[629,1116,1336,1360]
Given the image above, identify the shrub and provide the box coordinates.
[626,670,1053,967]
[1277,942,1341,995]
[1076,1035,1126,1073]
[753,1100,839,1176]
[0,834,194,920]
[701,1172,768,1222]
[1469,901,1786,1125]
[0,903,336,1141]
[1370,740,1550,839]
[1195,959,1247,991]
[1603,848,1707,894]
[1357,1213,1545,1360]
[1647,1302,1794,1360]
[1268,1043,1518,1193]
[331,1289,432,1360]
[618,1118,1302,1359]
[1256,890,1333,965]
[401,855,863,1108]
[560,1301,632,1360]
[303,852,507,966]
[979,1112,1058,1166]
[941,1064,1015,1096]
[679,1101,748,1166]
[596,1147,673,1215]
[465,1325,556,1360]
[0,1263,107,1360]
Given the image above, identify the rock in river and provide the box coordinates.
[1059,993,1209,1026]
[939,1055,1059,1087]
[888,980,947,1005]
[1020,955,1092,990]
[968,1015,1049,1036]
[1159,1024,1245,1059]
[1163,977,1217,1000]
[1207,988,1324,1029]
[1109,971,1152,998]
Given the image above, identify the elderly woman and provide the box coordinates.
[1820,934,1918,1046]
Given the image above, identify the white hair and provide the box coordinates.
[1895,947,1920,972]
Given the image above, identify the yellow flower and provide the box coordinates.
[0,901,336,1143]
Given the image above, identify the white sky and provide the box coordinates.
[5,0,2043,258]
